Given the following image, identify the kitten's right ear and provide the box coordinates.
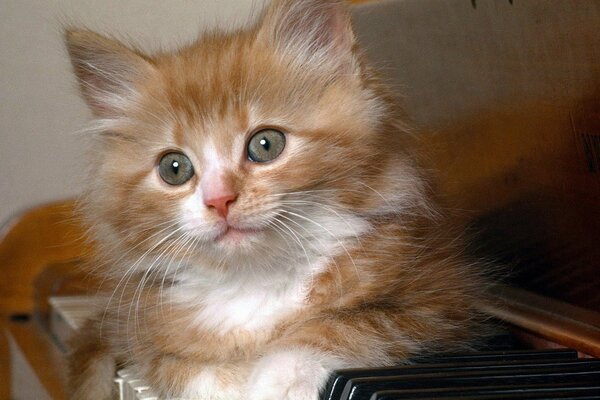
[65,29,155,117]
[257,0,356,73]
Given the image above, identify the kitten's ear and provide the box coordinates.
[65,29,155,117]
[257,0,356,72]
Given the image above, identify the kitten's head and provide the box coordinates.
[67,0,424,276]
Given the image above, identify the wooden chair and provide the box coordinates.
[0,200,92,399]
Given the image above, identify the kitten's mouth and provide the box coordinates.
[214,225,264,243]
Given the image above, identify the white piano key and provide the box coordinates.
[130,379,152,393]
[136,391,159,400]
[114,377,125,400]
[118,368,136,379]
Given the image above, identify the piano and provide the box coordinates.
[3,0,600,399]
[9,289,599,400]
[113,350,600,400]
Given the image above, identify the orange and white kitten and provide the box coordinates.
[66,0,492,399]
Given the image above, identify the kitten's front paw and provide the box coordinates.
[145,360,245,400]
[247,348,337,400]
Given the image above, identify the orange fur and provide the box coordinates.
[66,1,494,399]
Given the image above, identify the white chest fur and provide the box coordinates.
[195,276,308,334]
[168,260,325,336]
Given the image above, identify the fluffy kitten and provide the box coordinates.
[66,0,492,399]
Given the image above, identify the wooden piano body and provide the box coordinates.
[2,0,600,398]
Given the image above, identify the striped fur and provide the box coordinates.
[66,1,494,399]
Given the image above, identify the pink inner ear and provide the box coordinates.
[81,73,118,116]
[261,0,355,61]
[66,30,154,118]
[314,1,355,54]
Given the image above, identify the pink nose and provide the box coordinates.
[204,193,237,218]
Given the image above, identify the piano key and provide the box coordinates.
[438,395,600,400]
[416,394,600,400]
[322,352,584,400]
[415,349,578,363]
[118,368,137,379]
[136,392,160,400]
[392,389,600,400]
[341,361,600,400]
[114,377,126,400]
[375,394,600,400]
[370,382,600,399]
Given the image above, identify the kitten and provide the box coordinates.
[66,0,493,399]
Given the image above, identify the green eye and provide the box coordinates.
[158,152,194,185]
[247,129,286,163]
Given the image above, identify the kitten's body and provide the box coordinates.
[67,1,492,399]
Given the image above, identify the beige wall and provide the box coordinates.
[0,0,260,225]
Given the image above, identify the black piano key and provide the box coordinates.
[430,394,600,400]
[321,350,577,400]
[375,394,600,400]
[415,394,600,400]
[416,349,578,363]
[371,383,600,399]
[395,389,600,400]
[342,362,600,400]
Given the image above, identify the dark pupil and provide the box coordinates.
[171,160,180,174]
[260,137,270,151]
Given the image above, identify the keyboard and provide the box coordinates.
[46,296,600,400]
[114,349,600,400]
[322,349,600,400]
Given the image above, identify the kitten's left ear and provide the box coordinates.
[257,0,357,72]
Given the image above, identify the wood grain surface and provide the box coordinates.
[0,200,91,399]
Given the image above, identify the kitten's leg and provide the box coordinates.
[68,320,117,400]
[138,354,247,400]
[247,346,343,400]
[246,310,438,400]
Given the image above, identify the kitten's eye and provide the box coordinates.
[247,129,286,163]
[158,152,194,185]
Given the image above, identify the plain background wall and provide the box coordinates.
[0,0,261,225]
[3,0,600,226]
